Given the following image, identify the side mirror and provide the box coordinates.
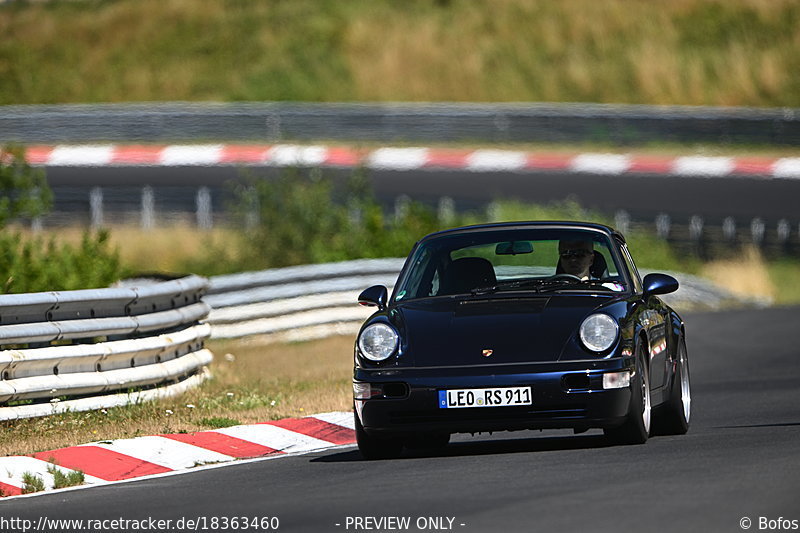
[358,285,388,310]
[642,273,679,298]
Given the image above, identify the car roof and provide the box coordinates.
[418,221,627,244]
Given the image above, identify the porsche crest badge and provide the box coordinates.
[482,349,493,357]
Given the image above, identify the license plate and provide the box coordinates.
[438,387,532,409]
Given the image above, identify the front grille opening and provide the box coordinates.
[562,373,590,390]
[382,383,408,398]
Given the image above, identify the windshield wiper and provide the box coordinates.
[469,278,562,295]
[469,278,626,296]
[534,278,628,292]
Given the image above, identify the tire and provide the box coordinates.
[405,432,450,452]
[604,342,651,445]
[355,411,404,460]
[653,338,691,435]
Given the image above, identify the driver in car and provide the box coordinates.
[558,240,595,280]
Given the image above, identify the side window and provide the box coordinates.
[594,245,619,278]
[620,244,643,293]
[430,268,440,296]
[396,247,432,300]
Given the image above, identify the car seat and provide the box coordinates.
[441,257,497,295]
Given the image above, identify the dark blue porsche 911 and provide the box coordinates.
[353,221,691,459]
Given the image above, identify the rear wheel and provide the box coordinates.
[355,411,404,460]
[653,338,691,435]
[605,343,650,445]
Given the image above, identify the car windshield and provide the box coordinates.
[394,228,627,302]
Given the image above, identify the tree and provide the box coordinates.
[0,144,53,227]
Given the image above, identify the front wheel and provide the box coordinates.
[604,345,650,445]
[653,338,691,435]
[355,410,404,460]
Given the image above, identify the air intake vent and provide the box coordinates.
[562,373,590,390]
[382,383,408,398]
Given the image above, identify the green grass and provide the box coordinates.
[0,336,355,457]
[199,417,241,429]
[17,460,84,494]
[47,460,85,490]
[1,0,799,107]
[21,472,45,494]
[766,259,800,306]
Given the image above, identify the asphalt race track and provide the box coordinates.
[2,306,799,532]
[45,166,800,223]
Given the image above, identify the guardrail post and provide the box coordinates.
[777,219,790,253]
[394,195,410,223]
[348,205,363,228]
[655,213,671,240]
[689,215,705,258]
[486,201,501,222]
[141,186,155,230]
[241,185,259,230]
[614,210,630,236]
[90,187,104,229]
[438,197,455,225]
[722,217,736,243]
[196,187,213,230]
[750,217,765,248]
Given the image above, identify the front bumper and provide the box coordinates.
[354,358,634,436]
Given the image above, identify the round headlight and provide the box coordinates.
[579,314,618,353]
[358,323,399,361]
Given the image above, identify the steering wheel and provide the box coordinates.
[547,273,583,282]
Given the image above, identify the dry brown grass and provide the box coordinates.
[342,0,800,106]
[0,335,355,457]
[700,246,776,302]
[12,223,241,275]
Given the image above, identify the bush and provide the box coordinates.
[0,230,122,294]
[0,144,52,226]
[222,168,445,271]
[186,168,703,276]
[0,145,123,293]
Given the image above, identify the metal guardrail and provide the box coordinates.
[2,102,799,145]
[203,258,760,344]
[205,259,404,341]
[0,276,212,421]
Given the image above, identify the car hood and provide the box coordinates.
[394,295,616,367]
